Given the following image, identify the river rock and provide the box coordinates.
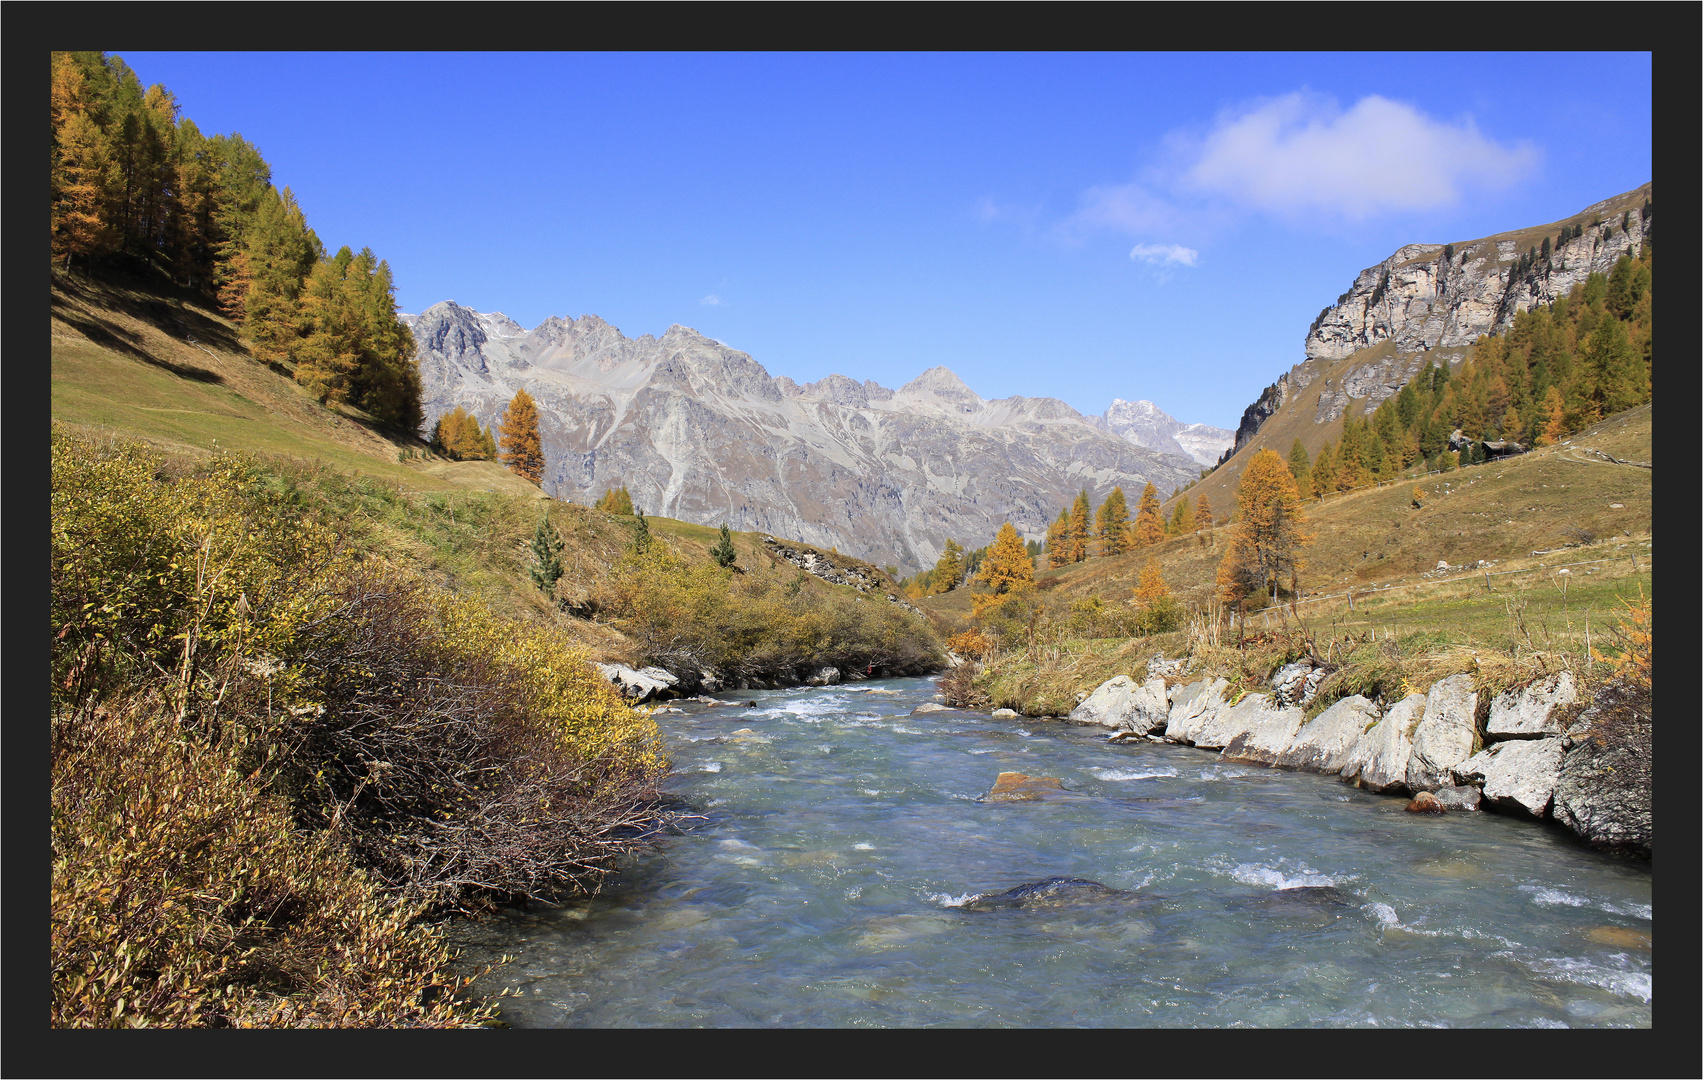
[1162,678,1230,745]
[1069,675,1169,733]
[991,708,1019,719]
[1551,677,1651,856]
[1146,654,1186,680]
[1406,675,1479,793]
[1220,696,1307,765]
[984,772,1066,802]
[1454,738,1562,817]
[911,702,951,715]
[804,665,842,686]
[1341,692,1425,793]
[1274,695,1379,774]
[596,663,680,703]
[1405,791,1446,814]
[959,877,1126,910]
[1485,671,1575,740]
[1433,785,1482,811]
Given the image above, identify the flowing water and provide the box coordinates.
[449,677,1652,1028]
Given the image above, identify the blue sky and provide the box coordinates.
[121,52,1651,430]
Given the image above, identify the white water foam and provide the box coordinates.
[697,761,723,773]
[927,891,978,908]
[1089,766,1178,781]
[1228,860,1352,891]
[1526,956,1652,1003]
[852,843,874,851]
[1519,885,1652,920]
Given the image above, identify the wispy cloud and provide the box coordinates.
[1129,243,1199,267]
[1176,91,1539,220]
[699,294,724,307]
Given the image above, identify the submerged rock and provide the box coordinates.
[1405,791,1446,814]
[1485,672,1575,740]
[1225,886,1358,924]
[983,772,1067,802]
[959,877,1126,910]
[911,702,951,715]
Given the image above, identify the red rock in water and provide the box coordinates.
[1405,791,1446,814]
[985,772,1066,802]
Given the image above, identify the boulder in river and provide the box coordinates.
[1432,785,1482,811]
[991,708,1019,719]
[1163,678,1230,745]
[1454,737,1562,818]
[1341,692,1425,793]
[1551,676,1651,857]
[911,702,951,715]
[1406,674,1479,793]
[1274,695,1379,774]
[1485,671,1575,740]
[959,877,1126,910]
[804,666,842,686]
[984,772,1067,802]
[1405,791,1446,813]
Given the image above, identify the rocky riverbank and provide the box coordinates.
[1028,660,1650,858]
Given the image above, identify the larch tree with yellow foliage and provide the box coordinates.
[930,539,965,594]
[1044,508,1071,568]
[1067,490,1092,563]
[1131,482,1165,547]
[499,388,545,484]
[1216,448,1310,612]
[1133,559,1170,605]
[978,523,1035,594]
[1095,487,1130,557]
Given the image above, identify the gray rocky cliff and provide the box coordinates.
[1230,184,1653,448]
[1096,399,1233,467]
[401,303,1201,573]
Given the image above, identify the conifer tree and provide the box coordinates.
[710,523,738,569]
[978,523,1035,595]
[1193,494,1214,541]
[631,508,652,553]
[1067,490,1092,563]
[1309,442,1337,498]
[499,388,545,484]
[1133,560,1169,605]
[529,516,566,599]
[1287,438,1311,494]
[1168,495,1191,536]
[1096,486,1130,557]
[1219,449,1310,607]
[1131,482,1165,547]
[930,539,965,594]
[1044,508,1071,569]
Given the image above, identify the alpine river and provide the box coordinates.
[449,676,1652,1028]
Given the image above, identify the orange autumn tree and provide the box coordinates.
[1131,482,1165,547]
[1216,448,1310,612]
[499,388,545,484]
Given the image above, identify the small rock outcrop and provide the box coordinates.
[1219,697,1307,766]
[1162,678,1231,745]
[804,666,842,686]
[1485,672,1575,740]
[1406,675,1478,793]
[991,708,1019,719]
[1270,660,1327,708]
[1551,677,1651,856]
[1454,738,1563,818]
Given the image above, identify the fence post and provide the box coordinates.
[1484,569,1492,593]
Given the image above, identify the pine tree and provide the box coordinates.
[1309,442,1336,498]
[978,523,1035,595]
[1286,438,1311,495]
[1133,559,1170,605]
[499,388,545,484]
[1168,495,1191,536]
[529,516,566,599]
[930,539,965,594]
[631,508,652,553]
[1193,494,1214,539]
[710,523,738,568]
[1096,486,1130,557]
[1131,482,1164,547]
[1044,508,1071,569]
[1067,490,1092,563]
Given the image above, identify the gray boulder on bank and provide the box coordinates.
[1551,678,1651,856]
[1454,738,1562,817]
[1406,675,1478,793]
[1485,671,1575,740]
[1341,693,1425,793]
[596,663,680,703]
[1069,675,1169,733]
[1274,695,1380,774]
[1220,696,1307,766]
[1163,678,1230,745]
[804,666,842,686]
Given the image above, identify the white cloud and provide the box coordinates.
[699,294,724,306]
[1129,243,1199,267]
[1177,91,1539,220]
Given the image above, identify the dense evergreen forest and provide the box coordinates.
[50,51,422,431]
